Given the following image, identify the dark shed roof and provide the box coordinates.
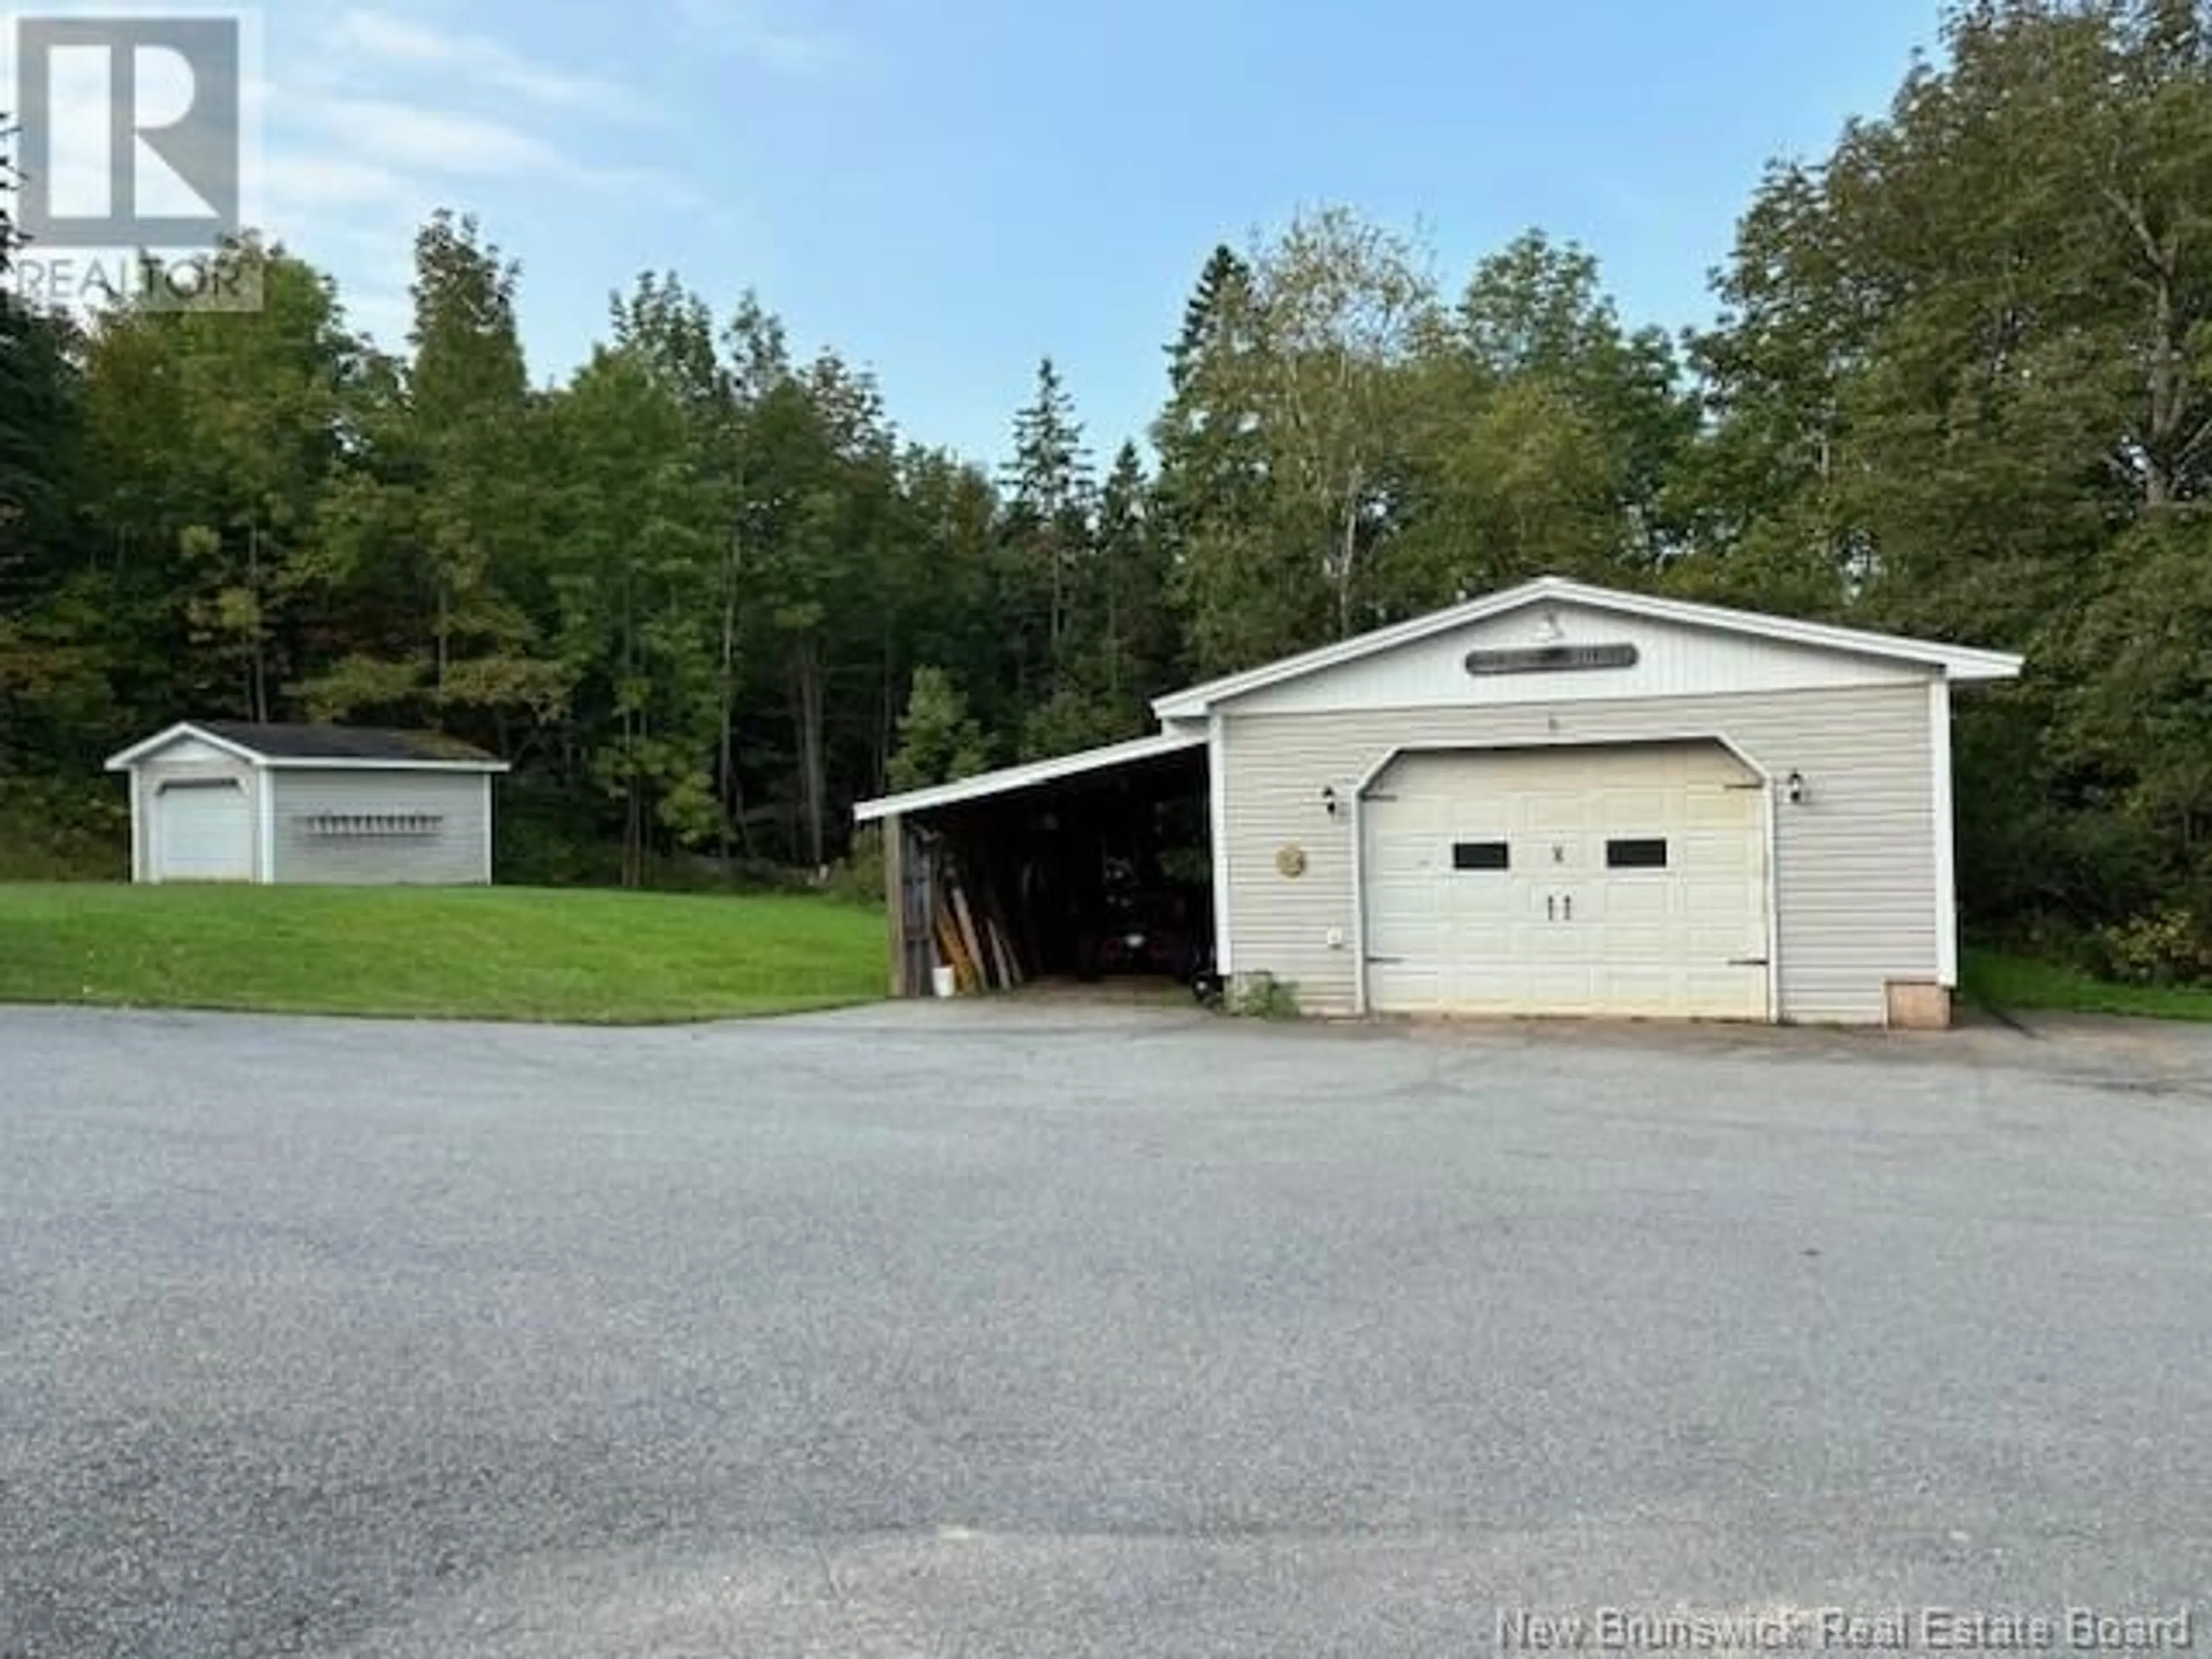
[196,722,501,764]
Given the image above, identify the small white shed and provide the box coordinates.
[105,722,510,886]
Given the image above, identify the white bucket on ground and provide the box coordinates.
[931,965,957,999]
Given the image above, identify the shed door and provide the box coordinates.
[155,781,254,882]
[1362,743,1769,1020]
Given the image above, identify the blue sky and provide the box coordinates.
[255,0,1945,466]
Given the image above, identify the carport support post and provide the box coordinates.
[884,811,912,997]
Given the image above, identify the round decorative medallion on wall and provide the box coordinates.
[1276,844,1309,880]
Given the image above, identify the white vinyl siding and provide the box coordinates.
[1220,682,1938,1025]
[1218,603,1927,717]
[268,770,493,885]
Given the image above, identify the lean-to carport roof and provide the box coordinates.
[853,730,1207,824]
[1150,575,2025,721]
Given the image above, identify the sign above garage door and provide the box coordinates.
[1464,642,1641,676]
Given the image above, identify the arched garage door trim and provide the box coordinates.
[1348,733,1780,1021]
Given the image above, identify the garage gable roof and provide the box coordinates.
[1151,576,2025,720]
[854,730,1206,824]
[105,721,511,773]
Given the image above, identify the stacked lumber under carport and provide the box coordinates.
[931,855,1027,994]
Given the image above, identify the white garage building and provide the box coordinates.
[106,722,509,886]
[858,578,2024,1028]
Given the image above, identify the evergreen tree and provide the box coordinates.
[1166,244,1252,396]
[887,666,991,791]
[1161,210,1438,670]
[1018,442,1174,758]
[1154,244,1264,593]
[999,358,1094,709]
[880,444,1003,777]
[1094,441,1172,709]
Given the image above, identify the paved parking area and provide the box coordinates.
[3,1002,2209,1657]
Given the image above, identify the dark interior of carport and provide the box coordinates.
[882,745,1212,997]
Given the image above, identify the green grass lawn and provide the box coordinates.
[0,884,887,1024]
[1963,946,2212,1023]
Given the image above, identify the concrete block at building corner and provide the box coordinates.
[1885,982,1953,1030]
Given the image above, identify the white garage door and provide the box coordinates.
[154,781,254,882]
[1362,743,1770,1020]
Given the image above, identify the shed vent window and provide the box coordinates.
[1453,841,1511,871]
[1607,838,1669,870]
[299,813,445,839]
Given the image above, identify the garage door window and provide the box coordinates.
[1453,841,1511,871]
[1607,838,1669,869]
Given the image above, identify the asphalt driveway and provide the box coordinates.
[3,1002,2208,1657]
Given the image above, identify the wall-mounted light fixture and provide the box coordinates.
[1785,770,1808,807]
[1321,785,1342,818]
